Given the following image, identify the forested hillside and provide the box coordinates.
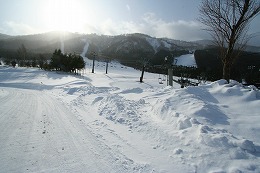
[195,48,260,83]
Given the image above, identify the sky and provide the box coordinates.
[0,0,259,45]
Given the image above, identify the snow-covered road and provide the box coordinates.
[0,87,142,172]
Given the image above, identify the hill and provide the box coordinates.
[0,32,203,62]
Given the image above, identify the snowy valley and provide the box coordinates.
[0,60,260,173]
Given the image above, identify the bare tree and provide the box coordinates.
[199,0,260,82]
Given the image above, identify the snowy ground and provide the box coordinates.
[175,54,197,67]
[0,62,260,173]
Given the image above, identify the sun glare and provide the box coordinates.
[44,0,86,33]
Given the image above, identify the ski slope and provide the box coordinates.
[175,54,197,67]
[0,64,260,173]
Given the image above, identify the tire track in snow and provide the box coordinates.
[0,88,39,172]
[0,87,142,172]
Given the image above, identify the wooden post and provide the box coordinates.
[140,65,145,83]
[168,68,173,86]
[92,52,95,73]
[105,60,109,74]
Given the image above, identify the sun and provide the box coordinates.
[43,0,85,33]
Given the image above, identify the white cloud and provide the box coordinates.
[0,26,5,33]
[101,19,120,35]
[53,11,260,45]
[2,14,210,42]
[138,13,209,41]
[3,21,41,35]
[82,23,99,34]
[126,4,131,12]
[89,13,209,41]
[1,14,209,42]
[1,13,259,45]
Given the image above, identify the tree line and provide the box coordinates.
[1,44,50,68]
[48,49,85,73]
[1,44,85,73]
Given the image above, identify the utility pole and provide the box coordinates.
[105,58,109,74]
[165,56,173,86]
[91,52,96,73]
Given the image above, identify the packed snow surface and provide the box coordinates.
[175,54,197,67]
[0,63,260,173]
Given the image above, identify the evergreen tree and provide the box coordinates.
[31,58,37,67]
[50,49,62,70]
[50,49,85,73]
[17,44,27,66]
[38,54,46,69]
[11,60,16,67]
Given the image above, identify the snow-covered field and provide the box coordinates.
[175,54,197,67]
[0,62,260,173]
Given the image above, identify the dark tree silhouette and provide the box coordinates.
[11,60,16,67]
[50,49,85,73]
[51,49,62,70]
[38,54,46,69]
[17,44,27,66]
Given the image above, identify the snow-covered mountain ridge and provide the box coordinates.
[1,31,259,54]
[0,32,202,52]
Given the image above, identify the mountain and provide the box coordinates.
[0,31,82,52]
[0,33,12,40]
[0,32,259,74]
[1,32,260,54]
[0,32,204,66]
[0,32,196,52]
[244,45,260,53]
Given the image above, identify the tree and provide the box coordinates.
[11,60,16,67]
[199,0,260,82]
[31,58,37,67]
[50,49,85,73]
[17,44,27,66]
[70,53,85,73]
[4,59,10,66]
[50,49,62,70]
[105,58,111,74]
[38,54,46,69]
